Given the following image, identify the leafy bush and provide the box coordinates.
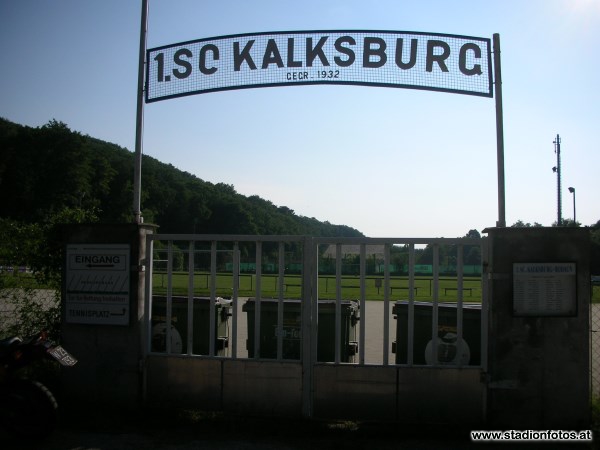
[0,207,97,340]
[0,286,60,340]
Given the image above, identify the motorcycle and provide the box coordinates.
[0,331,77,438]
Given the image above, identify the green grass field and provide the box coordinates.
[2,271,598,303]
[151,271,485,302]
[152,272,600,303]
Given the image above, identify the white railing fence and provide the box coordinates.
[144,234,488,370]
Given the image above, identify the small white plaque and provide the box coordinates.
[513,263,576,316]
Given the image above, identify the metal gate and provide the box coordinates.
[143,234,488,423]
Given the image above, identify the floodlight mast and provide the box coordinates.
[553,134,562,226]
[133,0,149,224]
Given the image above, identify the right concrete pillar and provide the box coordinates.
[484,227,590,429]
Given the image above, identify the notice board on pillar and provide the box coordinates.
[512,262,577,317]
[65,244,131,325]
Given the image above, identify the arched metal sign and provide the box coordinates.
[145,30,492,102]
[133,0,505,228]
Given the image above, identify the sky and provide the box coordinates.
[1,0,598,238]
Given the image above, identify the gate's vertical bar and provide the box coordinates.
[431,244,440,366]
[232,242,240,359]
[301,236,315,418]
[144,235,154,354]
[456,243,464,367]
[407,243,415,365]
[254,241,262,358]
[383,243,391,365]
[187,240,195,356]
[277,241,285,360]
[335,243,342,364]
[359,243,366,364]
[209,240,217,356]
[166,240,173,354]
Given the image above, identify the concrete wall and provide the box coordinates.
[144,356,485,424]
[145,357,304,417]
[313,365,484,424]
[485,227,590,429]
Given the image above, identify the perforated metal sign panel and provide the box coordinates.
[146,30,492,102]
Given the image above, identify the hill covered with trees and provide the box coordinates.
[1,117,598,274]
[0,118,362,237]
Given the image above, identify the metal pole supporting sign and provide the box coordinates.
[133,0,149,224]
[493,33,506,228]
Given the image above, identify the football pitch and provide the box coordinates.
[151,271,484,302]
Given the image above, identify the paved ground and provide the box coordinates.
[2,408,595,450]
[2,291,598,449]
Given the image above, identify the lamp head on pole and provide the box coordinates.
[552,167,557,173]
[568,187,575,194]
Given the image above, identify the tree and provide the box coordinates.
[462,229,481,266]
[0,117,364,237]
[0,206,98,339]
[464,229,481,239]
[551,218,580,227]
[510,220,543,228]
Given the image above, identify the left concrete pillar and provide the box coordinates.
[60,223,156,409]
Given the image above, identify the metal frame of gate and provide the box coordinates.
[143,233,488,420]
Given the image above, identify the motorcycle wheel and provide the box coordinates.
[0,379,58,439]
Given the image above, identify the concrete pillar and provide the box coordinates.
[485,227,590,429]
[60,223,156,409]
